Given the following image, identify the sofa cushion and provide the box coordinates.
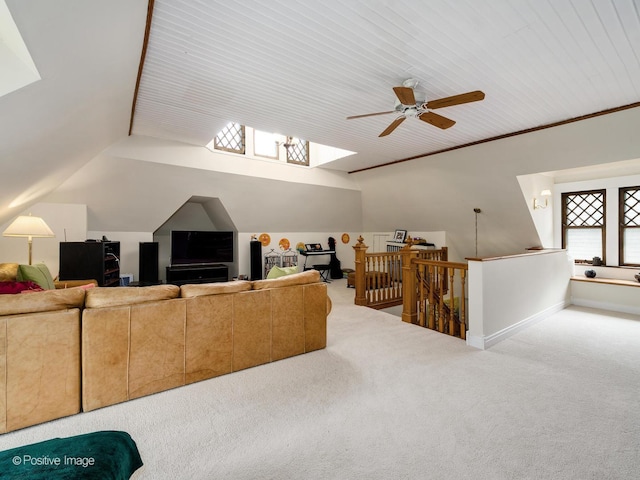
[180,280,252,298]
[16,263,55,290]
[0,287,85,316]
[252,269,321,290]
[85,284,180,309]
[266,265,299,279]
[0,263,19,282]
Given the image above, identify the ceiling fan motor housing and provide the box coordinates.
[403,106,420,117]
[393,100,421,116]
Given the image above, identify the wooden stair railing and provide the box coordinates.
[352,236,466,339]
[403,254,468,339]
[352,236,448,310]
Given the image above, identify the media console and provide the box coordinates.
[166,264,228,286]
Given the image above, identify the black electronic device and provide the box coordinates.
[170,230,234,266]
[250,240,262,280]
[305,243,323,252]
[166,264,228,285]
[139,242,159,284]
[59,241,120,287]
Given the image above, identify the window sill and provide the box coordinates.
[571,276,640,287]
[574,263,638,269]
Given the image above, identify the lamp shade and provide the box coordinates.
[3,214,55,238]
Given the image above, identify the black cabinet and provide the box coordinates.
[59,241,120,287]
[166,264,228,286]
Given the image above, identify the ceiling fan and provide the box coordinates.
[347,79,485,137]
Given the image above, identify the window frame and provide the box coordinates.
[213,123,245,154]
[619,185,640,267]
[561,189,606,263]
[285,138,310,166]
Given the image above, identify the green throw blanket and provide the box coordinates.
[0,431,143,479]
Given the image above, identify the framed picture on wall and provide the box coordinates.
[393,230,407,242]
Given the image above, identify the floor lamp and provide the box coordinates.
[3,214,55,265]
[473,208,481,257]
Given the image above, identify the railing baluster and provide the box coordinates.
[437,265,445,333]
[427,264,435,330]
[458,270,467,340]
[448,267,455,336]
[418,264,426,327]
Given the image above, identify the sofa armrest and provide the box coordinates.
[55,279,98,289]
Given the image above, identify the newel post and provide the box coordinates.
[353,236,368,306]
[401,239,419,324]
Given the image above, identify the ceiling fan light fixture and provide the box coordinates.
[282,136,295,149]
[275,135,295,149]
[402,78,419,89]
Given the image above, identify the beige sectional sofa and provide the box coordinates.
[0,288,85,433]
[0,270,329,433]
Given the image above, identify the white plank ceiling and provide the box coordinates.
[131,0,640,172]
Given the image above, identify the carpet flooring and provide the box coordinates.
[1,278,639,479]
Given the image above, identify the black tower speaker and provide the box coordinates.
[250,240,262,280]
[139,242,159,284]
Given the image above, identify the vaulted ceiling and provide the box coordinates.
[2,0,640,228]
[133,0,640,172]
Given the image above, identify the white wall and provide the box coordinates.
[0,203,86,277]
[107,135,360,191]
[43,151,363,236]
[237,232,359,279]
[26,106,640,266]
[517,173,555,248]
[0,200,389,284]
[354,106,640,262]
[0,204,149,281]
[467,250,573,349]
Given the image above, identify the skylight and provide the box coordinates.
[207,123,355,167]
[0,0,41,97]
[253,130,280,159]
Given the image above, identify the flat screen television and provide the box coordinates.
[170,230,234,266]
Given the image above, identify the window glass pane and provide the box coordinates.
[254,130,279,158]
[623,229,640,264]
[566,229,602,261]
[286,138,309,165]
[214,122,245,153]
[623,189,640,226]
[565,191,604,226]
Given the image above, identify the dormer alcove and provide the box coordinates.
[154,196,238,281]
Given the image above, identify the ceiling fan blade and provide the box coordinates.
[346,111,395,120]
[425,90,485,109]
[379,116,406,137]
[393,86,416,105]
[419,111,456,129]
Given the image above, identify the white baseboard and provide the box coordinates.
[466,300,568,350]
[465,335,485,349]
[571,298,640,316]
